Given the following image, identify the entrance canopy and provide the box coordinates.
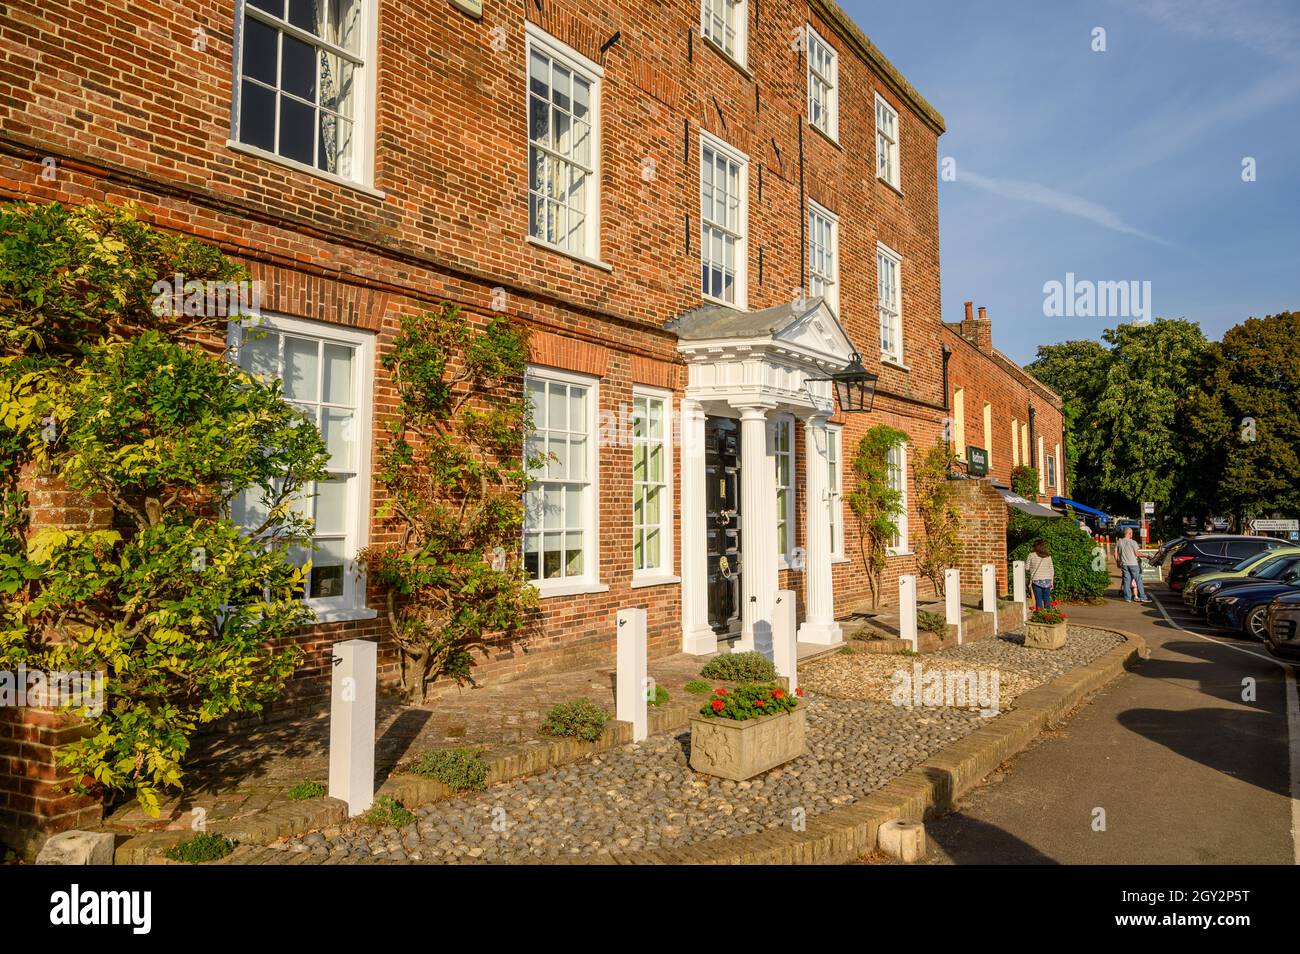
[1051,496,1110,524]
[994,484,1062,519]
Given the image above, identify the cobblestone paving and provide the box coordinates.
[278,625,1122,863]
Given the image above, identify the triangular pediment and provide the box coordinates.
[666,297,857,369]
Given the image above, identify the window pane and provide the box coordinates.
[284,336,319,401]
[309,538,346,598]
[323,408,354,468]
[281,33,317,102]
[322,342,354,404]
[239,82,277,151]
[278,94,316,165]
[243,18,279,86]
[313,479,348,535]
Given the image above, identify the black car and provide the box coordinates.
[1263,592,1300,663]
[1188,553,1300,614]
[1205,577,1300,638]
[1165,535,1290,590]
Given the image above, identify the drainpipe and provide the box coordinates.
[941,344,952,461]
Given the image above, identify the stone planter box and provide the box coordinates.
[1024,620,1068,650]
[689,703,806,781]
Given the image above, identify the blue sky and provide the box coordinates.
[842,0,1300,363]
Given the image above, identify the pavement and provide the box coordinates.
[924,567,1300,864]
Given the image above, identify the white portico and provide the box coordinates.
[667,298,857,657]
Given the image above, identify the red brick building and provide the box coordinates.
[0,0,1064,845]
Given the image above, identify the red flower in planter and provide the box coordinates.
[711,699,724,712]
[755,698,766,707]
[795,687,805,698]
[714,688,727,696]
[773,689,786,699]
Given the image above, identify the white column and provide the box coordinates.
[328,638,376,817]
[737,403,777,654]
[773,588,798,691]
[898,575,918,651]
[944,567,962,645]
[982,563,997,613]
[798,413,843,646]
[616,608,648,742]
[679,399,715,654]
[1012,560,1027,622]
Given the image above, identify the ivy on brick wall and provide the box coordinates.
[360,304,537,702]
[846,425,908,608]
[914,439,963,596]
[0,202,327,815]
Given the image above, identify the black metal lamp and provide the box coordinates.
[824,351,878,413]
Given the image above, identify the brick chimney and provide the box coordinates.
[959,301,993,353]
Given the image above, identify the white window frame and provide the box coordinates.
[875,92,901,190]
[631,386,675,583]
[1011,417,1020,467]
[983,402,993,468]
[806,23,838,141]
[699,131,749,308]
[808,200,839,315]
[952,387,966,461]
[1037,436,1046,494]
[773,415,796,562]
[523,366,603,597]
[229,0,380,189]
[1047,448,1058,489]
[701,0,748,68]
[827,425,844,559]
[887,441,909,556]
[525,23,604,265]
[225,313,376,622]
[877,241,904,364]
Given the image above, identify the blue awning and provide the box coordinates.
[1052,497,1110,522]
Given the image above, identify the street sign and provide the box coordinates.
[966,446,989,476]
[1142,501,1155,515]
[1250,518,1299,533]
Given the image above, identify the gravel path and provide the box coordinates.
[279,625,1122,864]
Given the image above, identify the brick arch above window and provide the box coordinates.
[528,329,609,378]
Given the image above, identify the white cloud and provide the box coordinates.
[1125,0,1300,63]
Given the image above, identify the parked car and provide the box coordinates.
[1263,592,1300,663]
[1110,518,1142,540]
[1165,535,1290,591]
[1205,574,1300,638]
[1183,549,1300,613]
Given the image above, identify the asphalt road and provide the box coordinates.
[925,572,1299,864]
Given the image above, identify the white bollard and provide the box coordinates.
[899,575,918,651]
[616,607,648,743]
[772,588,798,692]
[329,638,376,817]
[944,568,962,645]
[982,564,997,614]
[1012,560,1027,621]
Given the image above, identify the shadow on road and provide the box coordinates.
[926,811,1059,864]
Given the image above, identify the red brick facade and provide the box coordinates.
[0,0,1064,845]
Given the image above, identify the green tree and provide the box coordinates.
[1023,339,1108,495]
[914,439,962,596]
[0,203,327,814]
[360,305,537,702]
[846,425,908,608]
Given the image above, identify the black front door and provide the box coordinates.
[705,416,742,638]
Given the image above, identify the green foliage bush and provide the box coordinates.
[362,795,416,828]
[1009,515,1109,601]
[846,425,909,607]
[540,698,608,742]
[286,781,325,801]
[648,684,669,706]
[698,683,799,721]
[699,650,776,683]
[164,832,235,863]
[410,747,489,792]
[684,679,712,695]
[917,610,947,638]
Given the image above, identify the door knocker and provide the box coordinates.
[718,555,732,579]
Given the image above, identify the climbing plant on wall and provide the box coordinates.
[846,425,908,608]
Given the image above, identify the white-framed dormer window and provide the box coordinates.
[700,132,748,307]
[875,93,900,190]
[527,23,603,261]
[807,24,838,140]
[877,242,903,363]
[632,388,673,580]
[774,416,795,559]
[808,201,839,315]
[227,313,375,621]
[524,367,600,592]
[887,440,909,555]
[701,0,748,67]
[232,0,377,186]
[827,425,844,558]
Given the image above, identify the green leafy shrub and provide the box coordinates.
[917,610,947,638]
[846,425,909,607]
[1009,516,1109,601]
[1011,465,1040,499]
[164,832,235,863]
[410,747,489,792]
[541,698,608,742]
[286,781,325,800]
[684,679,711,694]
[699,683,801,721]
[362,795,416,828]
[699,651,776,683]
[648,685,669,707]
